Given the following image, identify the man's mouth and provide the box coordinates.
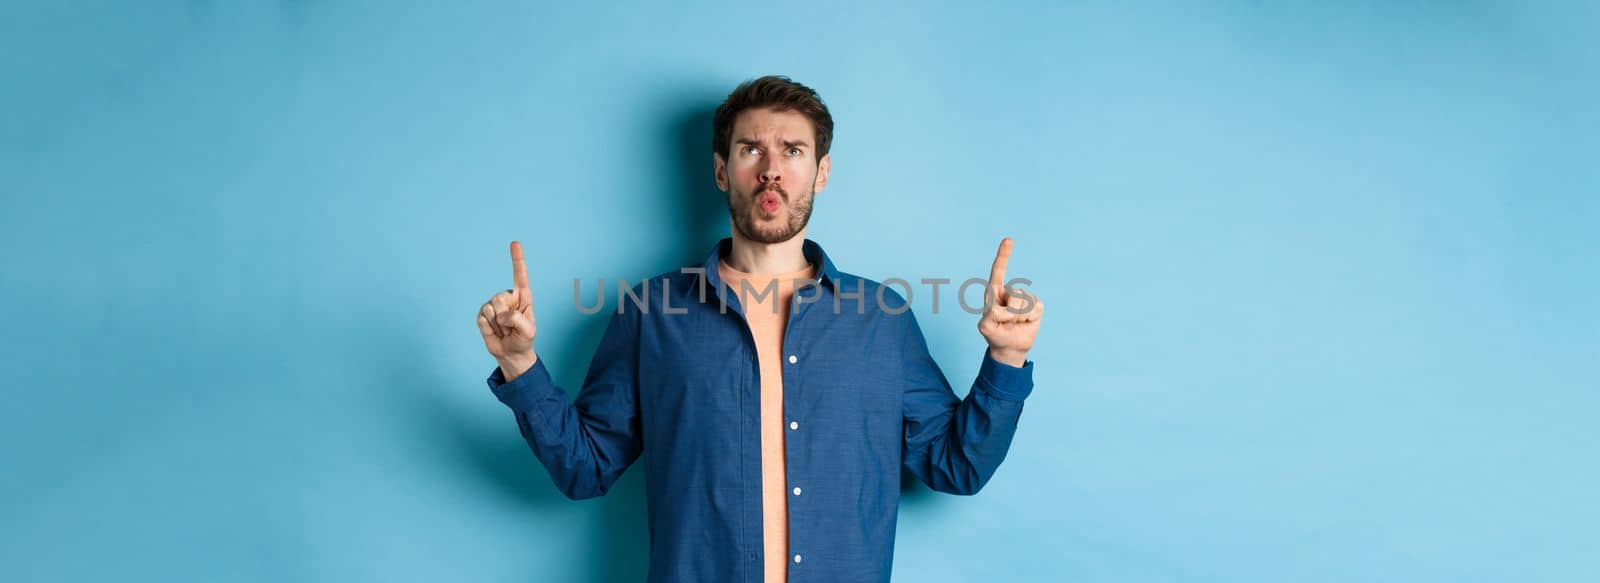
[758,189,783,214]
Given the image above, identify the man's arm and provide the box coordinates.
[901,237,1044,494]
[475,241,642,500]
[486,306,643,500]
[900,312,1033,495]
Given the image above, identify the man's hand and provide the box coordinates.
[477,241,538,381]
[978,237,1044,367]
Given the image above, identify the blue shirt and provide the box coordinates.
[486,237,1034,582]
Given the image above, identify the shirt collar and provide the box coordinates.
[700,237,842,296]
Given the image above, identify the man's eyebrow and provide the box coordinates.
[733,138,811,149]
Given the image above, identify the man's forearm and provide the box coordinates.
[497,353,538,382]
[988,347,1028,368]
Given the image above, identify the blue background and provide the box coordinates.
[3,1,1596,581]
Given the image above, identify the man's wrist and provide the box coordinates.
[497,353,538,382]
[987,347,1028,368]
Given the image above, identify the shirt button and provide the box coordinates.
[793,487,802,496]
[789,421,799,430]
[793,554,803,564]
[788,355,798,364]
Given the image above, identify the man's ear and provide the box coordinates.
[813,153,831,194]
[713,152,729,192]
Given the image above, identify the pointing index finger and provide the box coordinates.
[988,237,1013,287]
[510,241,529,290]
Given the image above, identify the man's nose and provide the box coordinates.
[758,156,782,184]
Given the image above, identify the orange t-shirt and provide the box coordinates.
[718,259,817,583]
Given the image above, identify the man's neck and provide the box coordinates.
[725,224,810,274]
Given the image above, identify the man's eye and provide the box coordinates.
[787,148,801,156]
[743,146,760,156]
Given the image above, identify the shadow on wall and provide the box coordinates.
[380,98,728,583]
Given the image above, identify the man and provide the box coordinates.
[475,76,1044,583]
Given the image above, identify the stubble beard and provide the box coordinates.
[728,182,814,245]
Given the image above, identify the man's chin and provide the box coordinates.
[755,231,796,244]
[742,224,799,244]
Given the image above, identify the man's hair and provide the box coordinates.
[712,75,834,162]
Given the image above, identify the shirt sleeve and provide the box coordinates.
[485,306,643,500]
[899,311,1034,495]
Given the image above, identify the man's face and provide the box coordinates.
[715,106,831,245]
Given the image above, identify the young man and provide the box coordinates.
[476,76,1044,583]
